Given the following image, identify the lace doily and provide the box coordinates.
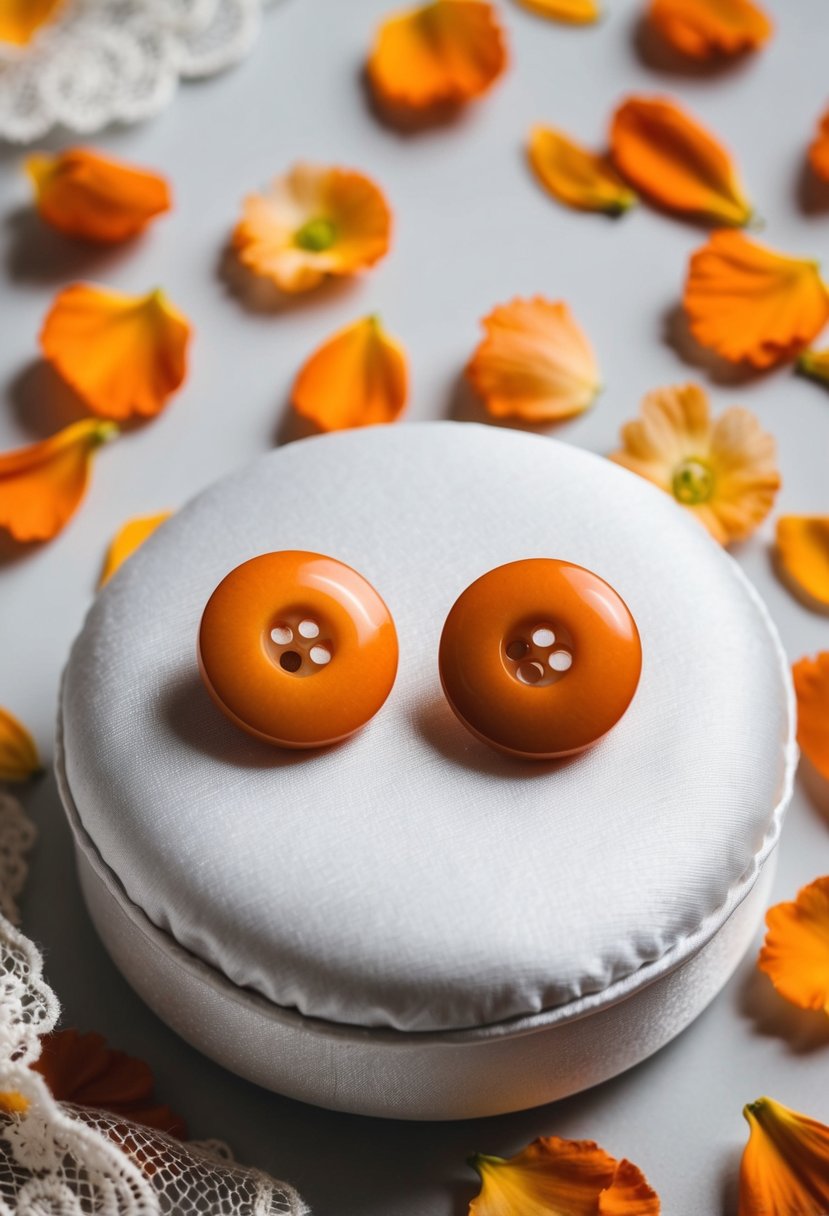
[0,790,308,1215]
[0,0,279,144]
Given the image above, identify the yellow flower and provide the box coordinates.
[740,1097,829,1216]
[610,383,780,545]
[0,707,40,783]
[100,512,172,587]
[232,164,392,295]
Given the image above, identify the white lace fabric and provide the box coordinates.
[0,790,308,1215]
[0,0,277,143]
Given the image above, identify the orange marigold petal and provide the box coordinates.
[0,0,63,46]
[775,516,829,611]
[739,1097,829,1216]
[292,316,408,431]
[466,296,601,421]
[599,1159,661,1215]
[514,0,600,23]
[758,877,829,1013]
[0,707,41,783]
[100,511,172,587]
[528,126,637,216]
[40,284,191,421]
[683,231,829,368]
[26,148,171,244]
[610,95,753,226]
[809,109,829,184]
[793,654,829,783]
[367,0,507,117]
[647,0,772,59]
[0,419,117,544]
[0,1092,29,1114]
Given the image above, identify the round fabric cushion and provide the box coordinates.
[59,422,794,1038]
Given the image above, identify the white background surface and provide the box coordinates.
[2,0,829,1211]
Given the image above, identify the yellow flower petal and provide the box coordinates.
[528,126,637,216]
[514,0,600,24]
[466,297,601,421]
[775,516,829,611]
[740,1097,829,1216]
[758,877,829,1014]
[0,0,62,46]
[292,316,408,431]
[40,284,191,421]
[647,0,772,60]
[793,653,829,783]
[100,511,172,587]
[798,348,829,387]
[610,383,779,545]
[232,164,392,295]
[0,420,117,544]
[0,707,40,783]
[684,232,829,368]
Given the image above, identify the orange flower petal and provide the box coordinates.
[466,297,601,421]
[683,231,829,368]
[528,126,637,216]
[798,348,829,387]
[469,1138,660,1216]
[775,516,829,611]
[758,877,829,1013]
[0,706,40,783]
[0,1092,29,1114]
[809,108,829,184]
[100,511,172,587]
[646,0,772,60]
[367,0,507,118]
[232,163,392,295]
[0,419,117,544]
[26,147,171,244]
[33,1029,187,1138]
[739,1096,829,1216]
[514,0,600,23]
[610,383,779,545]
[40,284,191,421]
[0,0,62,46]
[610,96,753,227]
[292,316,408,431]
[793,654,829,783]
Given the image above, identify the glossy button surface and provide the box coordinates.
[439,559,642,759]
[198,551,398,748]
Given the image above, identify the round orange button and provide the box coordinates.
[198,551,398,748]
[438,559,642,760]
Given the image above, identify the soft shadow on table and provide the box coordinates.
[661,305,768,388]
[630,13,754,79]
[9,359,91,438]
[273,394,322,447]
[4,206,130,284]
[794,757,829,827]
[796,156,829,217]
[738,964,829,1054]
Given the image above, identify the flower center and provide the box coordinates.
[672,458,715,505]
[294,217,337,253]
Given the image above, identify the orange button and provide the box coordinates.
[198,551,398,749]
[438,559,641,760]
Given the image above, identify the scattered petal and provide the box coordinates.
[0,1092,28,1114]
[740,1096,829,1216]
[610,96,753,226]
[528,126,637,216]
[33,1029,187,1138]
[469,1137,660,1216]
[26,147,171,244]
[0,419,117,544]
[775,517,829,611]
[683,232,829,368]
[610,382,780,545]
[798,348,829,387]
[232,164,392,295]
[646,0,772,60]
[793,654,829,782]
[292,316,408,431]
[809,108,829,183]
[466,297,600,422]
[100,511,172,587]
[758,877,829,1013]
[40,283,191,421]
[366,0,507,120]
[0,707,40,783]
[514,0,600,23]
[0,0,63,46]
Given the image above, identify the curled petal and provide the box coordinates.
[466,297,601,421]
[100,512,172,587]
[232,164,392,294]
[0,0,62,46]
[758,877,829,1013]
[647,0,772,60]
[367,0,507,118]
[514,0,600,23]
[528,126,637,216]
[683,231,829,368]
[775,516,829,611]
[809,108,829,183]
[610,96,753,226]
[292,316,408,431]
[26,147,171,244]
[793,653,829,783]
[40,284,191,420]
[799,348,829,386]
[740,1096,829,1216]
[0,707,41,783]
[0,419,117,543]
